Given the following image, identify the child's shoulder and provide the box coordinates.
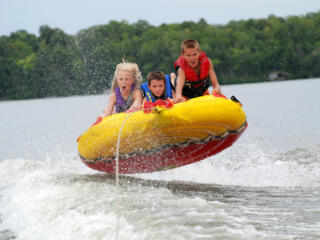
[108,91,116,100]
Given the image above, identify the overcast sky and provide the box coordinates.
[1,0,320,36]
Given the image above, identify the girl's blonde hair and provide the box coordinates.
[111,60,143,91]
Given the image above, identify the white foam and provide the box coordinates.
[0,156,137,240]
[1,149,319,239]
[136,144,320,188]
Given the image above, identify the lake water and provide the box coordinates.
[0,78,319,240]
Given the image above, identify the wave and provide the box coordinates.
[0,155,132,240]
[136,144,320,188]
[0,145,319,239]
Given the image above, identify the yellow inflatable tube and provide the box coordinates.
[78,95,247,162]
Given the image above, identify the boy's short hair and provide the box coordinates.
[147,71,166,85]
[181,39,201,53]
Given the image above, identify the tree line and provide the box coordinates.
[0,11,319,100]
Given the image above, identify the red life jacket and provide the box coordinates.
[174,51,210,82]
[174,51,210,98]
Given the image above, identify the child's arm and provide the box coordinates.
[142,96,147,105]
[102,93,116,117]
[169,72,176,100]
[208,59,221,94]
[170,72,176,83]
[129,89,143,111]
[170,89,175,100]
[174,68,187,103]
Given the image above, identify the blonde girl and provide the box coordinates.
[103,61,143,117]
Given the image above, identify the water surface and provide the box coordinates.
[0,79,319,240]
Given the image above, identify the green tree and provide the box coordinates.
[1,11,320,100]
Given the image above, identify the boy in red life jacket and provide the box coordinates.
[173,39,221,103]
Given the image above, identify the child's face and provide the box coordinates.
[149,79,165,97]
[117,71,134,90]
[182,47,200,69]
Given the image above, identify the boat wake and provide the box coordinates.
[0,144,319,239]
[136,143,320,188]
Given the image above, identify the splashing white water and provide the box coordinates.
[0,156,136,240]
[137,144,320,188]
[1,144,319,239]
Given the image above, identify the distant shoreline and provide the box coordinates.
[1,77,318,102]
[1,12,319,100]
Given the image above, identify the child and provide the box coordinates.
[173,39,221,103]
[141,71,175,103]
[102,61,143,117]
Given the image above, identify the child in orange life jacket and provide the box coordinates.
[141,71,175,103]
[173,39,221,103]
[102,61,143,117]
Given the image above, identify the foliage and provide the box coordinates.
[1,11,319,100]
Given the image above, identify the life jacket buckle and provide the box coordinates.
[185,82,192,88]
